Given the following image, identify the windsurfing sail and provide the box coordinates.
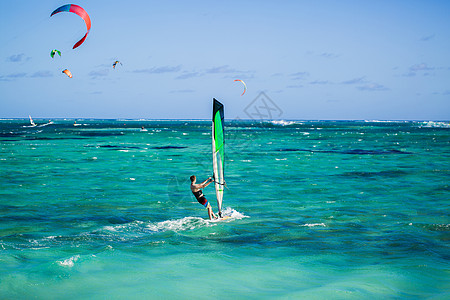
[29,115,36,127]
[212,98,225,218]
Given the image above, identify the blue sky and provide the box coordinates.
[1,0,449,120]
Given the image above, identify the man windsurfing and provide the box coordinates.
[190,175,218,220]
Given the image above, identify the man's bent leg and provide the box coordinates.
[206,203,217,220]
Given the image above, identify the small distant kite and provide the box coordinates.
[50,4,91,49]
[62,69,73,78]
[113,61,122,69]
[234,79,247,96]
[50,49,61,58]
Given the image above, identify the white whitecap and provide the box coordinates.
[270,120,302,126]
[421,121,450,128]
[57,255,80,267]
[301,223,326,227]
[146,217,207,232]
[220,207,248,220]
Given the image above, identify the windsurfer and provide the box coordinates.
[190,175,218,220]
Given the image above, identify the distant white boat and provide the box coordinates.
[29,115,37,127]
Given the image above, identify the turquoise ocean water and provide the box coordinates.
[1,119,449,299]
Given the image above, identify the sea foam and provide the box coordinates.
[57,255,80,267]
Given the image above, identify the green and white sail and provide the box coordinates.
[212,98,225,218]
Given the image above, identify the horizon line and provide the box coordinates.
[1,118,449,122]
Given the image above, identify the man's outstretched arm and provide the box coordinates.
[201,177,212,188]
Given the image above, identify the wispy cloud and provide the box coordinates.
[341,77,368,85]
[176,72,201,80]
[290,72,309,80]
[409,63,434,72]
[341,76,388,91]
[6,53,30,63]
[403,63,434,77]
[204,65,254,79]
[305,51,340,59]
[7,73,27,78]
[133,65,182,74]
[357,83,389,91]
[205,65,240,74]
[309,80,332,85]
[320,52,340,59]
[31,71,53,78]
[89,69,109,78]
[0,72,27,81]
[232,74,255,80]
